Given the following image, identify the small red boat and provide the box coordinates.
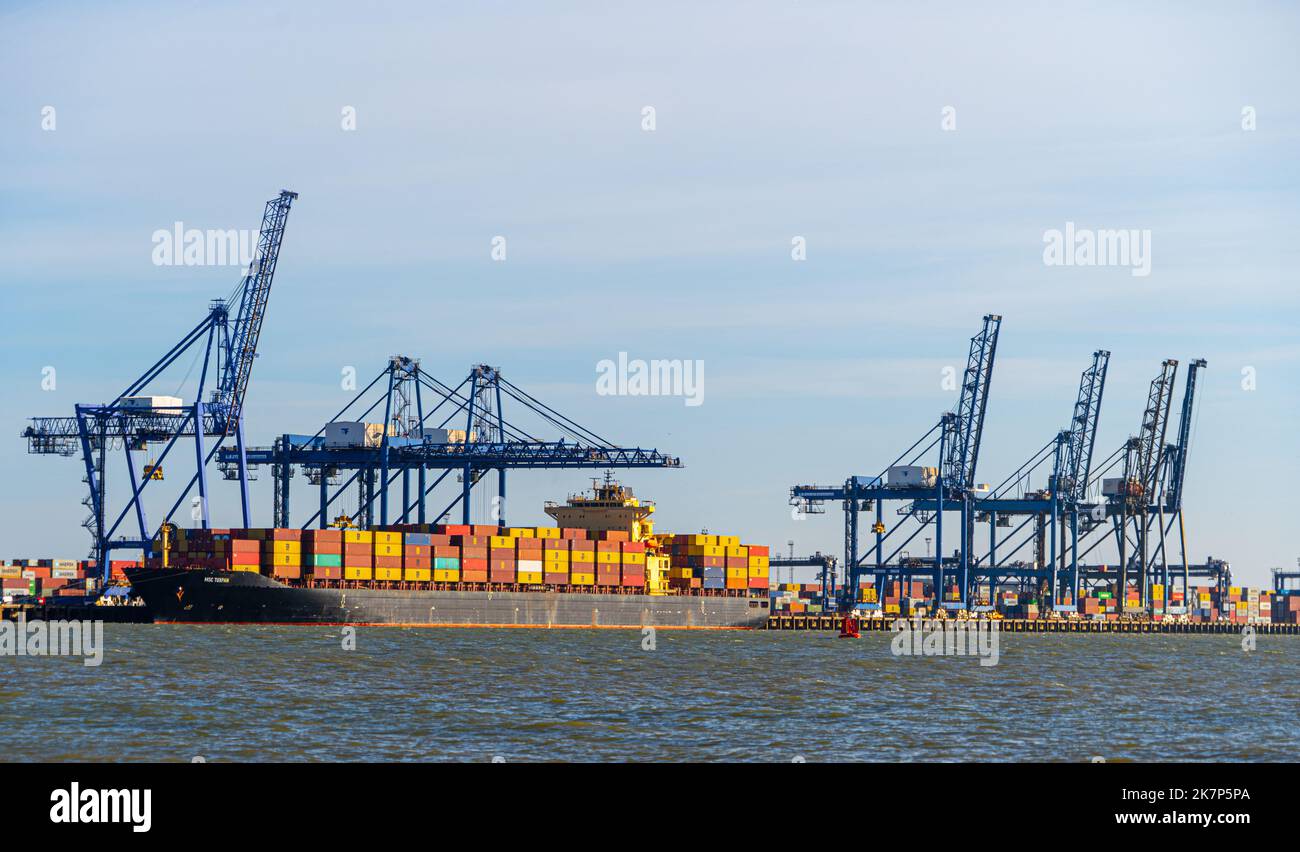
[838,615,861,638]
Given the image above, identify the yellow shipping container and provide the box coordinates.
[571,551,594,563]
[374,544,401,558]
[344,530,373,544]
[570,572,595,586]
[725,546,748,558]
[261,553,300,568]
[683,535,715,546]
[725,567,747,579]
[534,527,560,539]
[375,567,402,581]
[490,535,515,548]
[544,550,569,562]
[669,567,694,579]
[748,565,769,578]
[344,567,373,581]
[433,569,460,583]
[748,556,769,568]
[686,545,725,557]
[596,552,619,564]
[716,535,739,547]
[884,603,901,614]
[620,552,646,565]
[404,568,432,582]
[517,571,543,584]
[268,540,301,554]
[373,531,401,545]
[506,528,535,538]
[231,565,260,573]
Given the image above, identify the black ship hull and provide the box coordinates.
[125,567,769,628]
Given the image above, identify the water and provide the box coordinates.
[4,625,1297,762]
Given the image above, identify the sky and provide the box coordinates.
[1,1,1297,587]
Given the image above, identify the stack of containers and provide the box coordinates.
[620,541,646,588]
[516,533,543,584]
[262,528,302,580]
[676,535,725,590]
[304,529,343,580]
[343,530,373,581]
[488,534,516,584]
[570,538,595,586]
[433,533,461,583]
[543,536,570,585]
[373,531,402,582]
[456,532,488,583]
[595,533,623,587]
[721,536,747,591]
[747,545,770,590]
[228,536,261,573]
[403,532,432,582]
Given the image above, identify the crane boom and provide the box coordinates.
[1059,350,1109,502]
[213,190,297,432]
[1164,358,1206,511]
[943,314,1001,490]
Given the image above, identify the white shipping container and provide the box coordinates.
[121,395,184,410]
[324,421,367,447]
[1101,477,1126,496]
[886,465,937,488]
[420,428,451,444]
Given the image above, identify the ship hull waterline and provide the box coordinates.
[125,568,770,629]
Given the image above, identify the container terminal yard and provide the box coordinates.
[10,190,1300,633]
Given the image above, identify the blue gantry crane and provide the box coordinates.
[214,354,681,530]
[964,349,1110,609]
[1070,358,1207,609]
[790,314,1002,613]
[22,190,298,581]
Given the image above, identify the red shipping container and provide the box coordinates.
[472,525,499,536]
[747,577,768,589]
[489,566,516,582]
[461,557,488,571]
[602,531,630,542]
[544,539,569,552]
[441,524,472,536]
[272,565,302,580]
[461,570,488,583]
[620,541,646,553]
[429,534,452,546]
[374,556,402,569]
[560,528,587,540]
[544,572,568,585]
[595,541,620,553]
[231,539,261,554]
[267,528,302,541]
[570,540,595,552]
[310,566,343,580]
[747,544,770,557]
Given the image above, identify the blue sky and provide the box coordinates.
[1,2,1297,586]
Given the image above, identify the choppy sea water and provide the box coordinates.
[3,625,1297,762]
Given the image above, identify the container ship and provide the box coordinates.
[125,478,772,629]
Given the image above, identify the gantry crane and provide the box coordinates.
[22,191,298,579]
[790,314,1001,613]
[1069,357,1207,608]
[968,349,1110,608]
[217,355,680,530]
